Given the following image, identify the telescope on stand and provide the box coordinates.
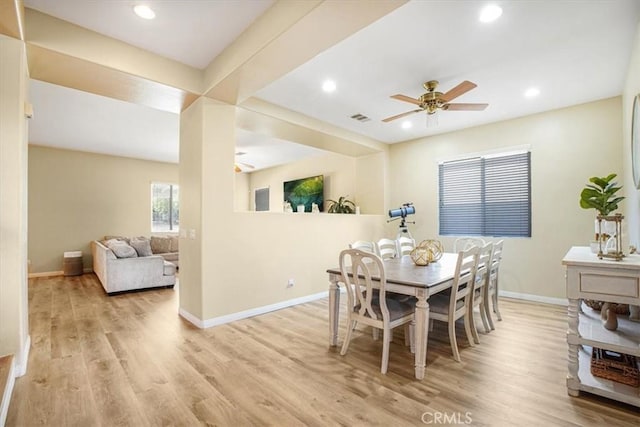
[388,202,416,240]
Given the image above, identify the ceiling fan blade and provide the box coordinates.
[390,94,422,106]
[382,109,423,122]
[237,161,255,169]
[443,103,488,111]
[440,81,477,102]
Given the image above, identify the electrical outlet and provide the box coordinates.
[287,278,294,288]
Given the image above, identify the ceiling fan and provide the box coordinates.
[382,80,488,122]
[234,151,255,173]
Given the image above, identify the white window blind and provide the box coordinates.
[439,151,531,237]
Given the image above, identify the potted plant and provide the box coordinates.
[579,173,625,216]
[579,173,625,260]
[326,196,356,214]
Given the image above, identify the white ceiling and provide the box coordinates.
[23,1,640,168]
[24,0,274,69]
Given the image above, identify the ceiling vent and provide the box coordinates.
[350,113,371,123]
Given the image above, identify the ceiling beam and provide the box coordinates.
[237,98,386,158]
[0,0,24,40]
[203,0,407,105]
[24,8,202,113]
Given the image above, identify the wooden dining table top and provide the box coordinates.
[326,252,459,289]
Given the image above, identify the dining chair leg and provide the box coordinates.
[469,305,482,344]
[381,327,391,374]
[479,300,490,333]
[409,320,415,354]
[340,320,357,356]
[464,311,476,347]
[484,291,496,331]
[404,323,411,347]
[493,291,502,321]
[448,321,461,362]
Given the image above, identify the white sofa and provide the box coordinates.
[91,240,176,294]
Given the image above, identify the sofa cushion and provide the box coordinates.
[169,236,179,252]
[130,236,153,257]
[105,239,138,259]
[150,236,171,254]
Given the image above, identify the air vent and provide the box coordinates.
[350,113,371,122]
[235,151,247,156]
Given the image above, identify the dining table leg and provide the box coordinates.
[414,293,430,380]
[329,277,341,346]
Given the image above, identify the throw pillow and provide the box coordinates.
[130,236,153,257]
[150,236,171,254]
[106,240,138,258]
[104,235,130,244]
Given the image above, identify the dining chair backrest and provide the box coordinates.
[349,240,375,253]
[375,238,397,260]
[396,236,416,257]
[490,240,504,283]
[339,249,389,322]
[450,246,480,318]
[471,242,494,339]
[453,237,486,253]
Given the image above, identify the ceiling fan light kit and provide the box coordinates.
[383,80,488,123]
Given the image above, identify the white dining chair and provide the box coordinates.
[339,249,415,374]
[468,242,493,344]
[396,235,416,257]
[453,237,486,252]
[349,240,375,253]
[484,240,504,329]
[375,238,397,260]
[426,246,480,362]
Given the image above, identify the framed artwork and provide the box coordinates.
[633,93,640,189]
[283,175,324,212]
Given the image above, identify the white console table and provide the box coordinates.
[562,246,640,407]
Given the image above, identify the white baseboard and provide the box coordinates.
[499,290,567,306]
[0,357,16,427]
[179,291,330,329]
[15,335,30,377]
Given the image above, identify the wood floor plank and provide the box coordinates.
[7,274,640,426]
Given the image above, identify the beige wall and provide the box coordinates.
[623,21,640,249]
[0,35,29,373]
[180,99,386,322]
[389,97,623,300]
[28,146,178,273]
[241,152,356,213]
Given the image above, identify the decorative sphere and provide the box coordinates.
[410,240,444,266]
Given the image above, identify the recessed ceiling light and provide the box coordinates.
[524,87,540,98]
[322,80,336,93]
[401,121,412,129]
[134,5,156,20]
[479,4,502,23]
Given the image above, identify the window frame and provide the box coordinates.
[151,182,179,232]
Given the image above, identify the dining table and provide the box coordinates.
[326,253,459,380]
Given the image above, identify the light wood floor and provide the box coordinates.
[7,274,639,426]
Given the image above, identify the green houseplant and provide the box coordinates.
[326,196,356,214]
[579,174,625,216]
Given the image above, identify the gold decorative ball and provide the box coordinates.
[410,240,444,266]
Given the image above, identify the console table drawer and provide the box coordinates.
[579,273,639,297]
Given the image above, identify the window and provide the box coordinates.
[151,183,179,232]
[438,151,531,237]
